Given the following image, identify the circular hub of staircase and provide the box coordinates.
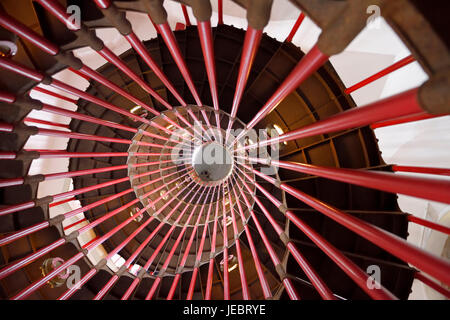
[127,105,255,232]
[192,142,234,184]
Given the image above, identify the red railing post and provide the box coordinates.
[167,187,215,300]
[414,272,450,299]
[218,0,223,25]
[345,55,415,94]
[240,87,425,151]
[244,165,450,287]
[226,27,263,139]
[408,215,450,235]
[234,45,329,143]
[285,13,305,43]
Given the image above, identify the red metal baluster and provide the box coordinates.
[371,112,447,129]
[241,88,425,151]
[414,272,450,299]
[392,165,450,176]
[285,12,305,43]
[229,184,272,299]
[245,164,450,286]
[205,186,222,299]
[167,187,214,300]
[227,185,250,299]
[222,184,230,300]
[345,55,415,94]
[181,4,191,26]
[408,215,450,235]
[218,0,223,25]
[185,188,218,300]
[226,27,263,140]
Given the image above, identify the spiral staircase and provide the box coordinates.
[0,0,449,300]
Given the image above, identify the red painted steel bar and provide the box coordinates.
[175,23,186,31]
[63,217,87,231]
[0,152,16,160]
[31,86,78,104]
[236,181,300,300]
[0,166,184,247]
[246,165,450,286]
[19,175,186,300]
[244,185,336,300]
[235,45,329,142]
[59,269,97,300]
[0,90,16,103]
[0,57,154,124]
[204,187,222,300]
[198,21,221,130]
[124,32,187,106]
[120,181,203,300]
[94,275,119,300]
[241,87,426,151]
[222,184,230,300]
[408,215,450,235]
[0,122,172,149]
[143,190,205,299]
[218,0,223,25]
[60,174,193,300]
[0,221,50,248]
[0,10,166,115]
[226,27,263,137]
[77,64,163,114]
[144,188,208,300]
[393,165,450,176]
[0,238,66,280]
[0,160,172,217]
[79,169,190,235]
[93,182,195,300]
[1,57,192,142]
[0,92,168,142]
[41,102,189,144]
[36,0,173,112]
[251,159,450,204]
[74,167,185,225]
[0,160,168,188]
[98,47,172,111]
[144,187,207,300]
[236,168,393,300]
[0,123,13,132]
[156,22,202,106]
[85,180,197,255]
[48,197,76,208]
[0,10,58,54]
[345,55,415,94]
[185,108,214,142]
[94,0,187,106]
[235,168,394,300]
[132,184,206,267]
[167,187,214,300]
[185,188,219,300]
[24,117,70,129]
[34,150,170,159]
[12,252,84,300]
[227,187,250,299]
[68,67,90,81]
[371,112,446,129]
[285,12,305,43]
[230,184,272,299]
[414,272,450,299]
[181,4,191,26]
[46,160,167,181]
